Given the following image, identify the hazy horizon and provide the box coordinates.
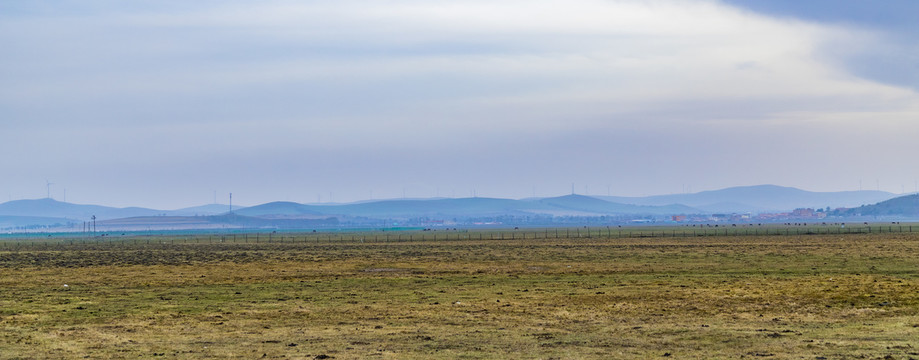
[4,1,918,209]
[0,184,905,211]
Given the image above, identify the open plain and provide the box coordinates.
[2,231,919,359]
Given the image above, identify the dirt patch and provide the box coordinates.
[362,268,408,273]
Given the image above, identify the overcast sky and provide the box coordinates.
[2,0,918,209]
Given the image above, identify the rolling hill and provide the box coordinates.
[531,194,700,216]
[94,213,339,231]
[0,198,161,221]
[0,185,907,230]
[597,185,895,213]
[169,204,236,216]
[0,215,75,229]
[233,195,701,219]
[234,201,324,217]
[840,194,919,217]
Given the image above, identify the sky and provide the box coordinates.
[2,0,918,209]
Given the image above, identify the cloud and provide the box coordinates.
[5,1,913,116]
[1,0,918,207]
[721,0,919,92]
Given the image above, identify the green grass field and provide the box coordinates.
[2,232,919,359]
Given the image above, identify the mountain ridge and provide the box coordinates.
[597,185,894,213]
[0,185,905,229]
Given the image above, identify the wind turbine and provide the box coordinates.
[46,180,54,199]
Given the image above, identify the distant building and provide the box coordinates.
[672,215,686,222]
[756,212,790,220]
[792,208,816,218]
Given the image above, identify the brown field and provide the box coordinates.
[2,233,919,359]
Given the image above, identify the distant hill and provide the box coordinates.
[0,199,161,221]
[840,194,919,217]
[530,195,701,216]
[327,197,537,218]
[233,196,701,219]
[94,213,338,231]
[169,204,237,216]
[0,215,75,229]
[236,198,541,218]
[0,199,258,221]
[0,184,905,230]
[693,202,763,214]
[234,202,324,217]
[207,213,338,228]
[598,185,895,213]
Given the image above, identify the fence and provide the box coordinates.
[0,224,916,249]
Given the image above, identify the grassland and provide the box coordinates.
[2,232,919,359]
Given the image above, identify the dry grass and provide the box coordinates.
[2,233,919,359]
